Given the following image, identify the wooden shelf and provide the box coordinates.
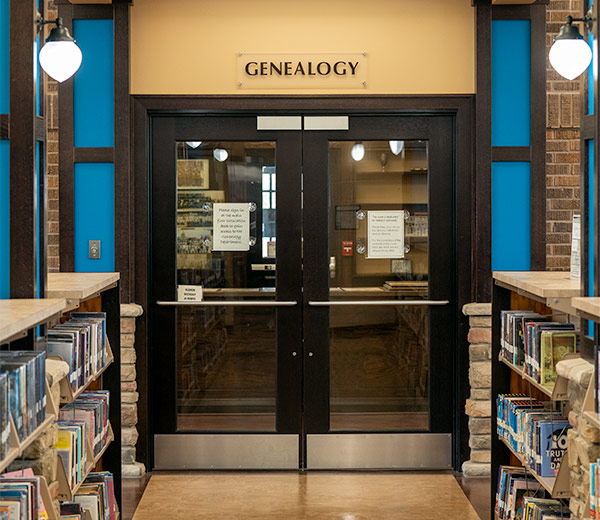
[47,273,120,310]
[572,297,600,322]
[0,299,67,344]
[497,353,569,400]
[493,271,580,314]
[58,339,115,405]
[498,436,570,498]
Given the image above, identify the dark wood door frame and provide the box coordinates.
[132,95,475,470]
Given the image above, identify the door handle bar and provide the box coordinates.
[156,300,297,307]
[307,300,449,306]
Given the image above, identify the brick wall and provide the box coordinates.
[546,0,583,271]
[46,0,59,273]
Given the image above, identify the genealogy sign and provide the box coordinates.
[236,52,367,89]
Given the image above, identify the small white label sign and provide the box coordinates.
[213,203,250,251]
[177,285,203,302]
[367,210,405,259]
[570,214,581,280]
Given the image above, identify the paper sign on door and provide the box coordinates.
[212,203,250,251]
[367,210,405,259]
[177,285,203,302]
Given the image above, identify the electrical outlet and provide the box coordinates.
[89,240,101,260]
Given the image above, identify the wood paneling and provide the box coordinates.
[9,0,38,298]
[58,3,75,271]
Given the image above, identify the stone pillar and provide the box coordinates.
[462,302,492,477]
[120,303,145,477]
[556,357,597,520]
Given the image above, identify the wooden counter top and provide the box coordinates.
[46,272,120,302]
[0,298,67,344]
[492,271,580,299]
[572,297,600,322]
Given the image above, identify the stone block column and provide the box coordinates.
[556,357,597,519]
[121,303,145,477]
[462,303,492,477]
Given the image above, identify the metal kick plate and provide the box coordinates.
[154,434,299,470]
[307,433,452,469]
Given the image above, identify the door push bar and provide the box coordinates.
[156,300,298,307]
[307,300,449,306]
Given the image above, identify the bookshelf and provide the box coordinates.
[491,271,581,516]
[46,272,122,512]
[0,298,71,520]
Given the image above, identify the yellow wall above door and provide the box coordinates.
[130,0,475,95]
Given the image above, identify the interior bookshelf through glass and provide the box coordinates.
[328,140,430,431]
[175,141,277,431]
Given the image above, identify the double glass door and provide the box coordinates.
[150,114,455,470]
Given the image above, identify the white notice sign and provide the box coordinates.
[177,285,203,302]
[570,214,581,280]
[213,203,250,251]
[367,210,405,259]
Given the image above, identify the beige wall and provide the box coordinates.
[130,0,475,95]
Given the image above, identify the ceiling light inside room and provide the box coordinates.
[213,148,229,162]
[351,142,365,162]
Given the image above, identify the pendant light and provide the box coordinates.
[389,140,405,156]
[549,11,594,80]
[213,148,229,162]
[351,142,365,162]
[37,14,82,83]
[186,142,202,149]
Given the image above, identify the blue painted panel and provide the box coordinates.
[492,162,531,271]
[589,141,595,337]
[74,163,114,272]
[0,141,8,298]
[0,0,9,114]
[73,20,114,148]
[491,20,531,146]
[36,142,40,299]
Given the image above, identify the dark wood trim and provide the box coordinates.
[593,0,600,302]
[133,96,149,469]
[0,114,8,139]
[583,114,596,139]
[38,140,47,298]
[35,116,46,143]
[491,5,533,18]
[475,4,492,301]
[58,3,75,271]
[529,4,546,270]
[73,147,114,163]
[72,5,113,19]
[132,93,475,470]
[491,146,530,161]
[101,283,122,508]
[114,2,132,302]
[9,0,37,298]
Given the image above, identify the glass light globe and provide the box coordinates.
[213,148,229,162]
[549,38,592,80]
[39,41,82,83]
[351,143,365,162]
[186,141,202,149]
[389,140,405,155]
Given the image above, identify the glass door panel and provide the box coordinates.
[175,140,279,432]
[328,140,430,431]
